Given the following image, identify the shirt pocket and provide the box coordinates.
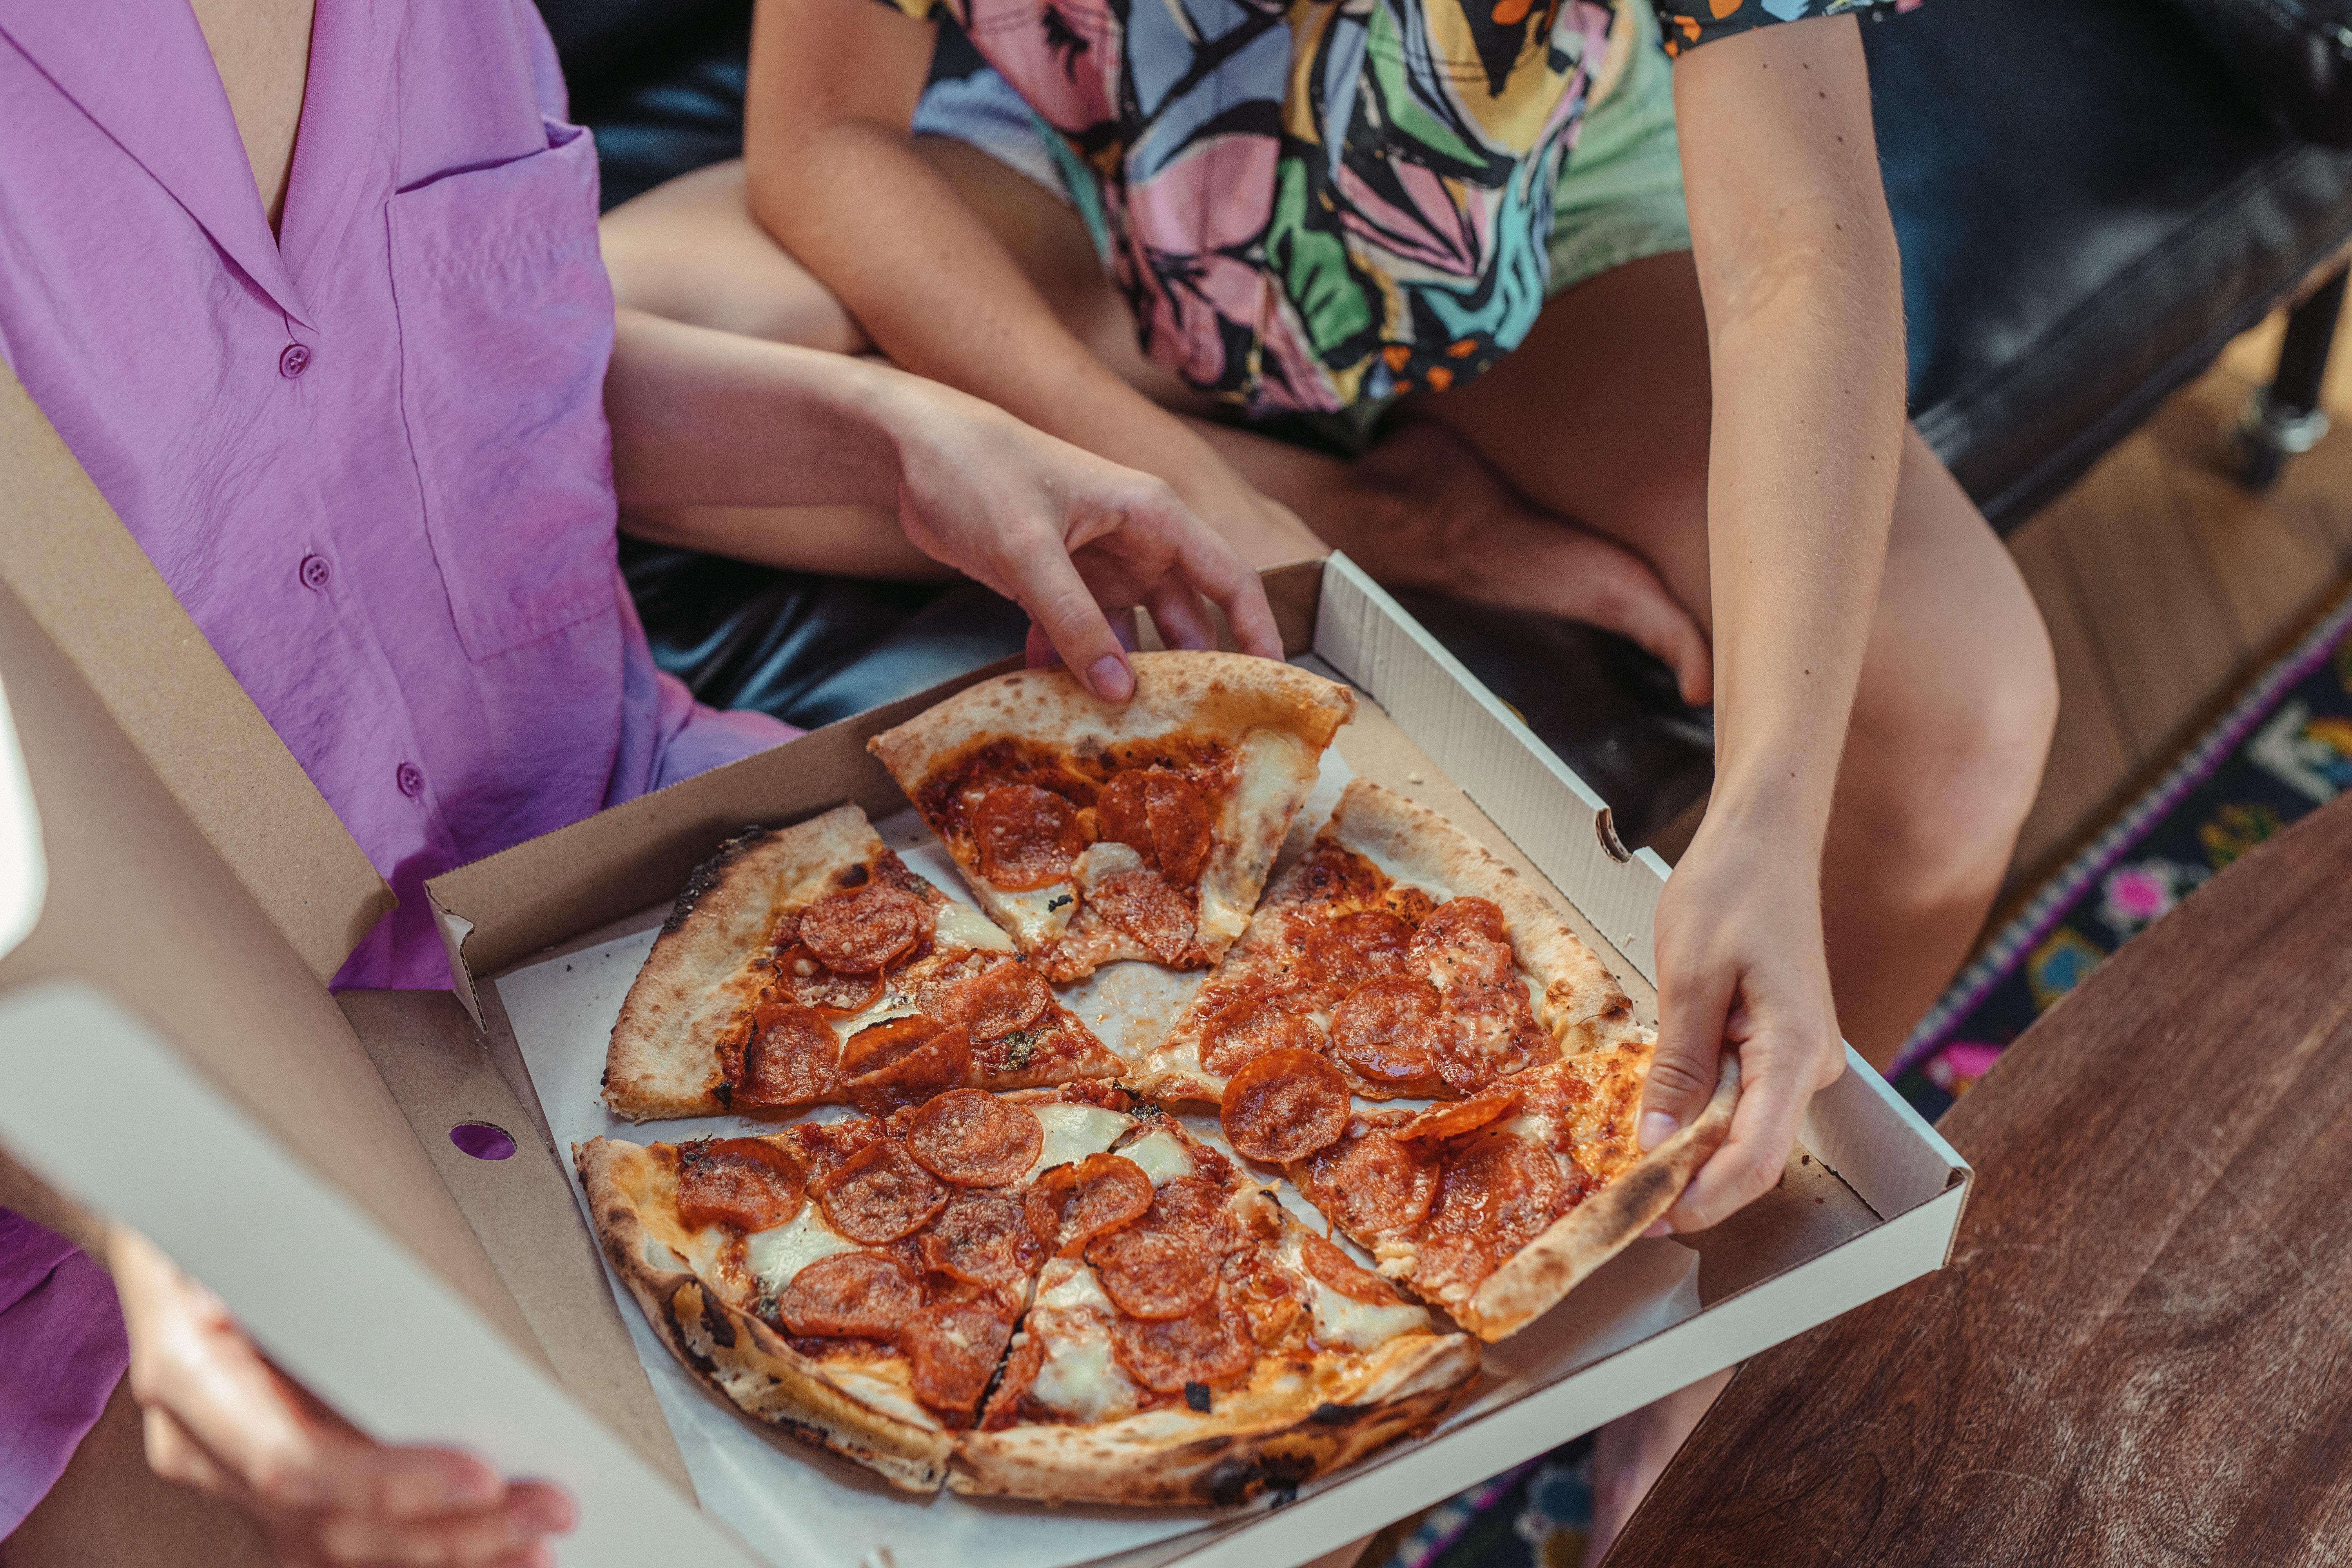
[388,120,618,662]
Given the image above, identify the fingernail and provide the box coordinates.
[1638,1111,1679,1151]
[1087,655,1132,700]
[1642,1220,1672,1239]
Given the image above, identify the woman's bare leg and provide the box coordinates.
[1403,250,2053,1563]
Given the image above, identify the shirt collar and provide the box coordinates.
[0,0,313,327]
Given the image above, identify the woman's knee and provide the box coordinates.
[1842,450,2059,886]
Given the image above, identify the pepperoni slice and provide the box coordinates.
[1148,1175,1242,1250]
[1315,909,1417,991]
[979,1332,1045,1431]
[838,1016,972,1115]
[799,883,933,975]
[1198,984,1325,1077]
[901,1300,1015,1417]
[1298,1232,1400,1305]
[736,1002,839,1109]
[919,1190,1045,1287]
[1426,1132,1574,1255]
[774,946,887,1016]
[1327,976,1450,1085]
[1026,1152,1153,1257]
[935,962,1051,1042]
[1094,768,1213,886]
[1088,1225,1219,1320]
[1088,871,1196,964]
[1395,1086,1523,1145]
[1220,1048,1350,1164]
[816,1140,949,1243]
[973,784,1084,891]
[1411,896,1510,955]
[1109,1300,1255,1393]
[674,1138,807,1232]
[1304,1125,1437,1236]
[906,1090,1043,1187]
[773,1249,920,1339]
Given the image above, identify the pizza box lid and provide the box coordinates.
[0,362,1971,1568]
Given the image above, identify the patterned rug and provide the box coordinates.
[1892,578,2352,1119]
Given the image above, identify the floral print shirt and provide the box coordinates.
[880,0,1914,412]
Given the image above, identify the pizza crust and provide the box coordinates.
[1452,1052,1740,1341]
[575,1138,955,1491]
[949,1330,1479,1506]
[604,804,888,1121]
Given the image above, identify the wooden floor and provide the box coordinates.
[2000,307,2352,898]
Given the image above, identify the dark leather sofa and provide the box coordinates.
[550,0,2352,847]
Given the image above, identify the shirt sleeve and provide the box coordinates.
[1650,0,1919,57]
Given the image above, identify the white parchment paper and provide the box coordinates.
[495,751,1703,1568]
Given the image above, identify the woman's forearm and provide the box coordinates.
[1676,17,1906,853]
[745,0,1225,486]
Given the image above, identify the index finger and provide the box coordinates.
[1146,499,1282,659]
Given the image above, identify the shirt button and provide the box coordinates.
[396,762,425,799]
[298,554,331,590]
[278,343,312,379]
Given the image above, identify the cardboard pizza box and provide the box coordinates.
[0,368,1969,1568]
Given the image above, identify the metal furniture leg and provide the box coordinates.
[2239,263,2348,490]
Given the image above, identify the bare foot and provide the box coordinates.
[1586,1368,1734,1563]
[1302,420,1713,706]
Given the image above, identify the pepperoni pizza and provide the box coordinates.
[579,1083,1479,1503]
[1134,780,1737,1340]
[1132,780,1636,1105]
[602,804,1120,1121]
[866,652,1355,982]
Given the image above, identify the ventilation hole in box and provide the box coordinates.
[449,1122,516,1161]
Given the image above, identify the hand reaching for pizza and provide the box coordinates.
[883,386,1285,702]
[107,1229,574,1568]
[1638,826,1849,1232]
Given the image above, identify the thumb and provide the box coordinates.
[1639,963,1735,1154]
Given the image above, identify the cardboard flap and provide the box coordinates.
[0,982,757,1568]
[0,366,391,982]
[339,989,691,1487]
[1312,556,1673,982]
[0,575,531,1353]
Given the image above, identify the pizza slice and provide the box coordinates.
[1290,1044,1740,1341]
[1132,780,1635,1105]
[602,803,1120,1121]
[865,651,1355,982]
[578,1083,1125,1490]
[580,1084,1480,1504]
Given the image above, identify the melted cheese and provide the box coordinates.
[991,883,1078,947]
[1074,840,1145,890]
[1198,728,1314,944]
[1024,1102,1134,1181]
[1117,1127,1196,1186]
[1034,1259,1117,1316]
[1274,1227,1428,1352]
[1310,1286,1431,1352]
[1026,1262,1138,1422]
[934,899,1016,954]
[828,1368,944,1431]
[1030,1326,1135,1423]
[744,1203,859,1295]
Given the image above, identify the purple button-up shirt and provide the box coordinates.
[0,0,795,1525]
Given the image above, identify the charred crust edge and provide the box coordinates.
[662,826,773,936]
